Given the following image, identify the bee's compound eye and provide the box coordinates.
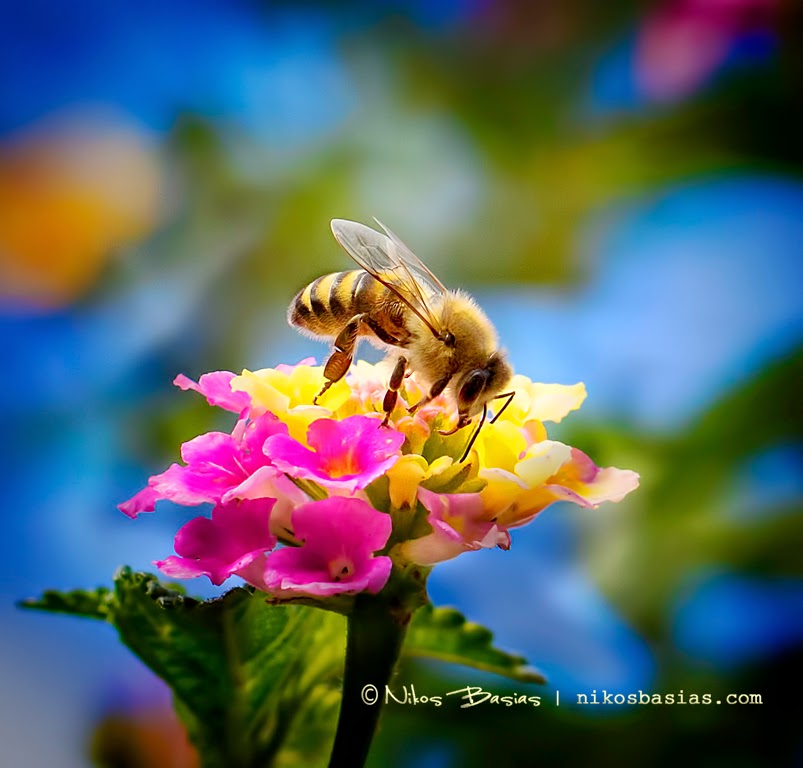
[458,370,488,405]
[442,331,456,347]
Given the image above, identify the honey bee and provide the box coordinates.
[288,218,513,460]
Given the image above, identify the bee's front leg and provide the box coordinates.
[438,415,472,436]
[381,356,408,426]
[314,314,367,404]
[408,374,451,416]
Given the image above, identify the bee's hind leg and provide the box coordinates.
[313,379,334,404]
[314,314,366,405]
[381,356,408,426]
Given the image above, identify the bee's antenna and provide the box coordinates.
[459,403,487,463]
[490,391,515,424]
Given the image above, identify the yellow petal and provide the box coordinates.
[522,419,548,445]
[393,415,432,456]
[495,486,557,528]
[232,365,350,416]
[514,440,573,487]
[560,466,641,507]
[479,468,527,518]
[475,420,527,473]
[231,369,291,415]
[525,382,586,423]
[426,456,454,476]
[287,365,350,410]
[386,454,428,509]
[497,377,586,426]
[489,375,534,427]
[283,406,332,444]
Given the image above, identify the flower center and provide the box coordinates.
[443,513,466,535]
[323,448,360,478]
[328,556,355,582]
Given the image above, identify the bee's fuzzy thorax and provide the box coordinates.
[438,290,498,355]
[402,290,501,389]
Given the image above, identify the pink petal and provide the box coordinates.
[306,415,402,464]
[275,357,317,374]
[234,557,271,591]
[263,435,319,478]
[156,551,270,587]
[502,448,641,529]
[118,486,160,519]
[293,496,392,555]
[402,488,507,565]
[174,371,252,414]
[148,462,222,506]
[402,530,467,565]
[223,465,310,538]
[149,414,288,507]
[155,498,277,586]
[169,432,248,502]
[264,552,392,596]
[265,415,404,492]
[154,555,207,580]
[261,497,392,596]
[548,469,641,508]
[548,448,641,507]
[418,488,496,545]
[363,555,393,593]
[241,412,288,461]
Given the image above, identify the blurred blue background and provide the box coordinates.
[2,1,801,766]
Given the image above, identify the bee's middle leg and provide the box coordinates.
[381,356,408,426]
[314,314,367,404]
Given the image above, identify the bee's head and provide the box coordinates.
[454,351,513,425]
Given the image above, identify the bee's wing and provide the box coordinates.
[330,218,447,338]
[372,218,448,295]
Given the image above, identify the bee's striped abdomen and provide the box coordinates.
[288,268,409,349]
[289,270,364,338]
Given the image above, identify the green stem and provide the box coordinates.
[327,593,411,768]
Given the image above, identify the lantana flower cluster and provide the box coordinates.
[120,360,639,598]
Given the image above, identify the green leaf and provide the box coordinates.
[404,604,546,685]
[364,473,391,514]
[23,568,345,768]
[288,476,328,502]
[457,478,488,494]
[20,586,113,620]
[420,460,477,494]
